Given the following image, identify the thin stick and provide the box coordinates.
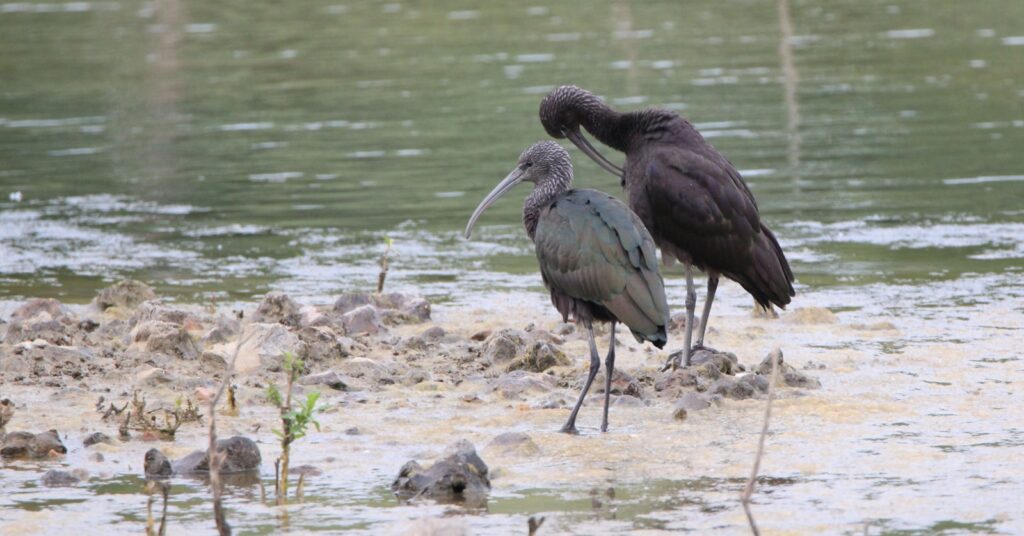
[376,237,392,295]
[741,349,780,536]
[158,482,169,536]
[207,332,251,536]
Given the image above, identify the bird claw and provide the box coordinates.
[661,349,689,371]
[559,423,580,435]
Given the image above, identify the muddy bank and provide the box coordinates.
[1,279,1022,535]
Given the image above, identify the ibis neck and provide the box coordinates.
[576,97,630,153]
[523,169,572,240]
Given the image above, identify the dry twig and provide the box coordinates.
[741,348,780,536]
[207,333,251,536]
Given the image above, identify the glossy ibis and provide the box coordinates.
[465,141,669,434]
[539,86,795,369]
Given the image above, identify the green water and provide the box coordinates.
[0,0,1021,304]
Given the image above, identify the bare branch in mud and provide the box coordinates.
[377,237,392,294]
[741,348,781,536]
[208,332,251,536]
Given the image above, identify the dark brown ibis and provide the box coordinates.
[465,141,669,434]
[539,86,795,369]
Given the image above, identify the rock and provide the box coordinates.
[252,291,302,326]
[506,342,569,373]
[488,371,557,399]
[469,329,491,342]
[135,365,174,386]
[144,448,172,477]
[338,357,392,385]
[484,432,540,456]
[0,398,14,429]
[654,368,699,395]
[611,394,646,407]
[83,432,113,447]
[592,369,643,398]
[391,439,490,503]
[556,323,575,336]
[481,329,528,365]
[1,430,67,458]
[708,377,755,400]
[420,326,446,342]
[127,301,194,329]
[8,342,93,378]
[344,427,361,435]
[674,392,712,412]
[783,371,822,389]
[738,373,770,393]
[299,370,352,391]
[297,326,349,361]
[94,280,158,311]
[672,405,688,421]
[4,299,78,345]
[130,320,198,359]
[333,293,372,315]
[170,436,261,474]
[399,297,431,323]
[784,307,838,324]
[205,323,304,374]
[668,312,689,332]
[41,469,80,487]
[689,348,742,374]
[203,316,240,345]
[755,348,785,376]
[341,305,382,335]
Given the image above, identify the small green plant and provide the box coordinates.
[266,351,321,505]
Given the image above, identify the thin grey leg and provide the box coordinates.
[696,274,719,348]
[600,322,616,433]
[561,323,600,435]
[662,263,697,370]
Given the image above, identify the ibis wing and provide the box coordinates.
[534,190,669,333]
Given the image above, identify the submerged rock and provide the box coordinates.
[93,280,158,311]
[392,439,490,503]
[41,469,81,487]
[83,432,113,447]
[252,291,302,326]
[152,436,262,476]
[755,348,821,389]
[1,430,67,459]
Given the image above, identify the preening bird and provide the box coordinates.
[539,85,795,369]
[465,141,669,434]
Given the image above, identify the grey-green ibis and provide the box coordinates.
[464,141,669,434]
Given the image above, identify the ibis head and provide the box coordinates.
[539,85,623,176]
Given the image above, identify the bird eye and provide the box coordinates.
[523,161,533,169]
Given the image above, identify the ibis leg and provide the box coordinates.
[695,274,719,348]
[600,322,617,433]
[561,324,600,435]
[661,264,697,370]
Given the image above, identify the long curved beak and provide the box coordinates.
[464,167,526,239]
[564,128,623,176]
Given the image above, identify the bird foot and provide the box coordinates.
[600,421,609,433]
[661,349,689,372]
[559,423,580,435]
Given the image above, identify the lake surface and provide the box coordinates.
[2,0,1024,534]
[1,0,1022,306]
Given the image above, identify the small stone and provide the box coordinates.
[470,329,491,341]
[206,323,304,374]
[135,366,174,386]
[83,432,113,447]
[755,348,785,376]
[130,320,198,359]
[709,377,755,400]
[482,329,527,365]
[340,305,382,335]
[94,280,158,311]
[556,323,575,336]
[344,427,361,435]
[592,369,643,398]
[783,371,822,389]
[400,298,431,323]
[297,325,350,361]
[674,392,712,412]
[738,373,770,393]
[485,432,540,456]
[333,293,372,315]
[391,439,490,503]
[90,452,105,462]
[506,341,569,373]
[41,469,80,487]
[299,370,351,391]
[611,394,646,407]
[488,371,556,399]
[252,291,302,326]
[420,326,446,341]
[171,436,261,474]
[672,405,688,421]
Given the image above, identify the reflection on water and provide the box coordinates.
[0,0,1022,303]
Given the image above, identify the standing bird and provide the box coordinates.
[465,141,669,434]
[539,86,795,369]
